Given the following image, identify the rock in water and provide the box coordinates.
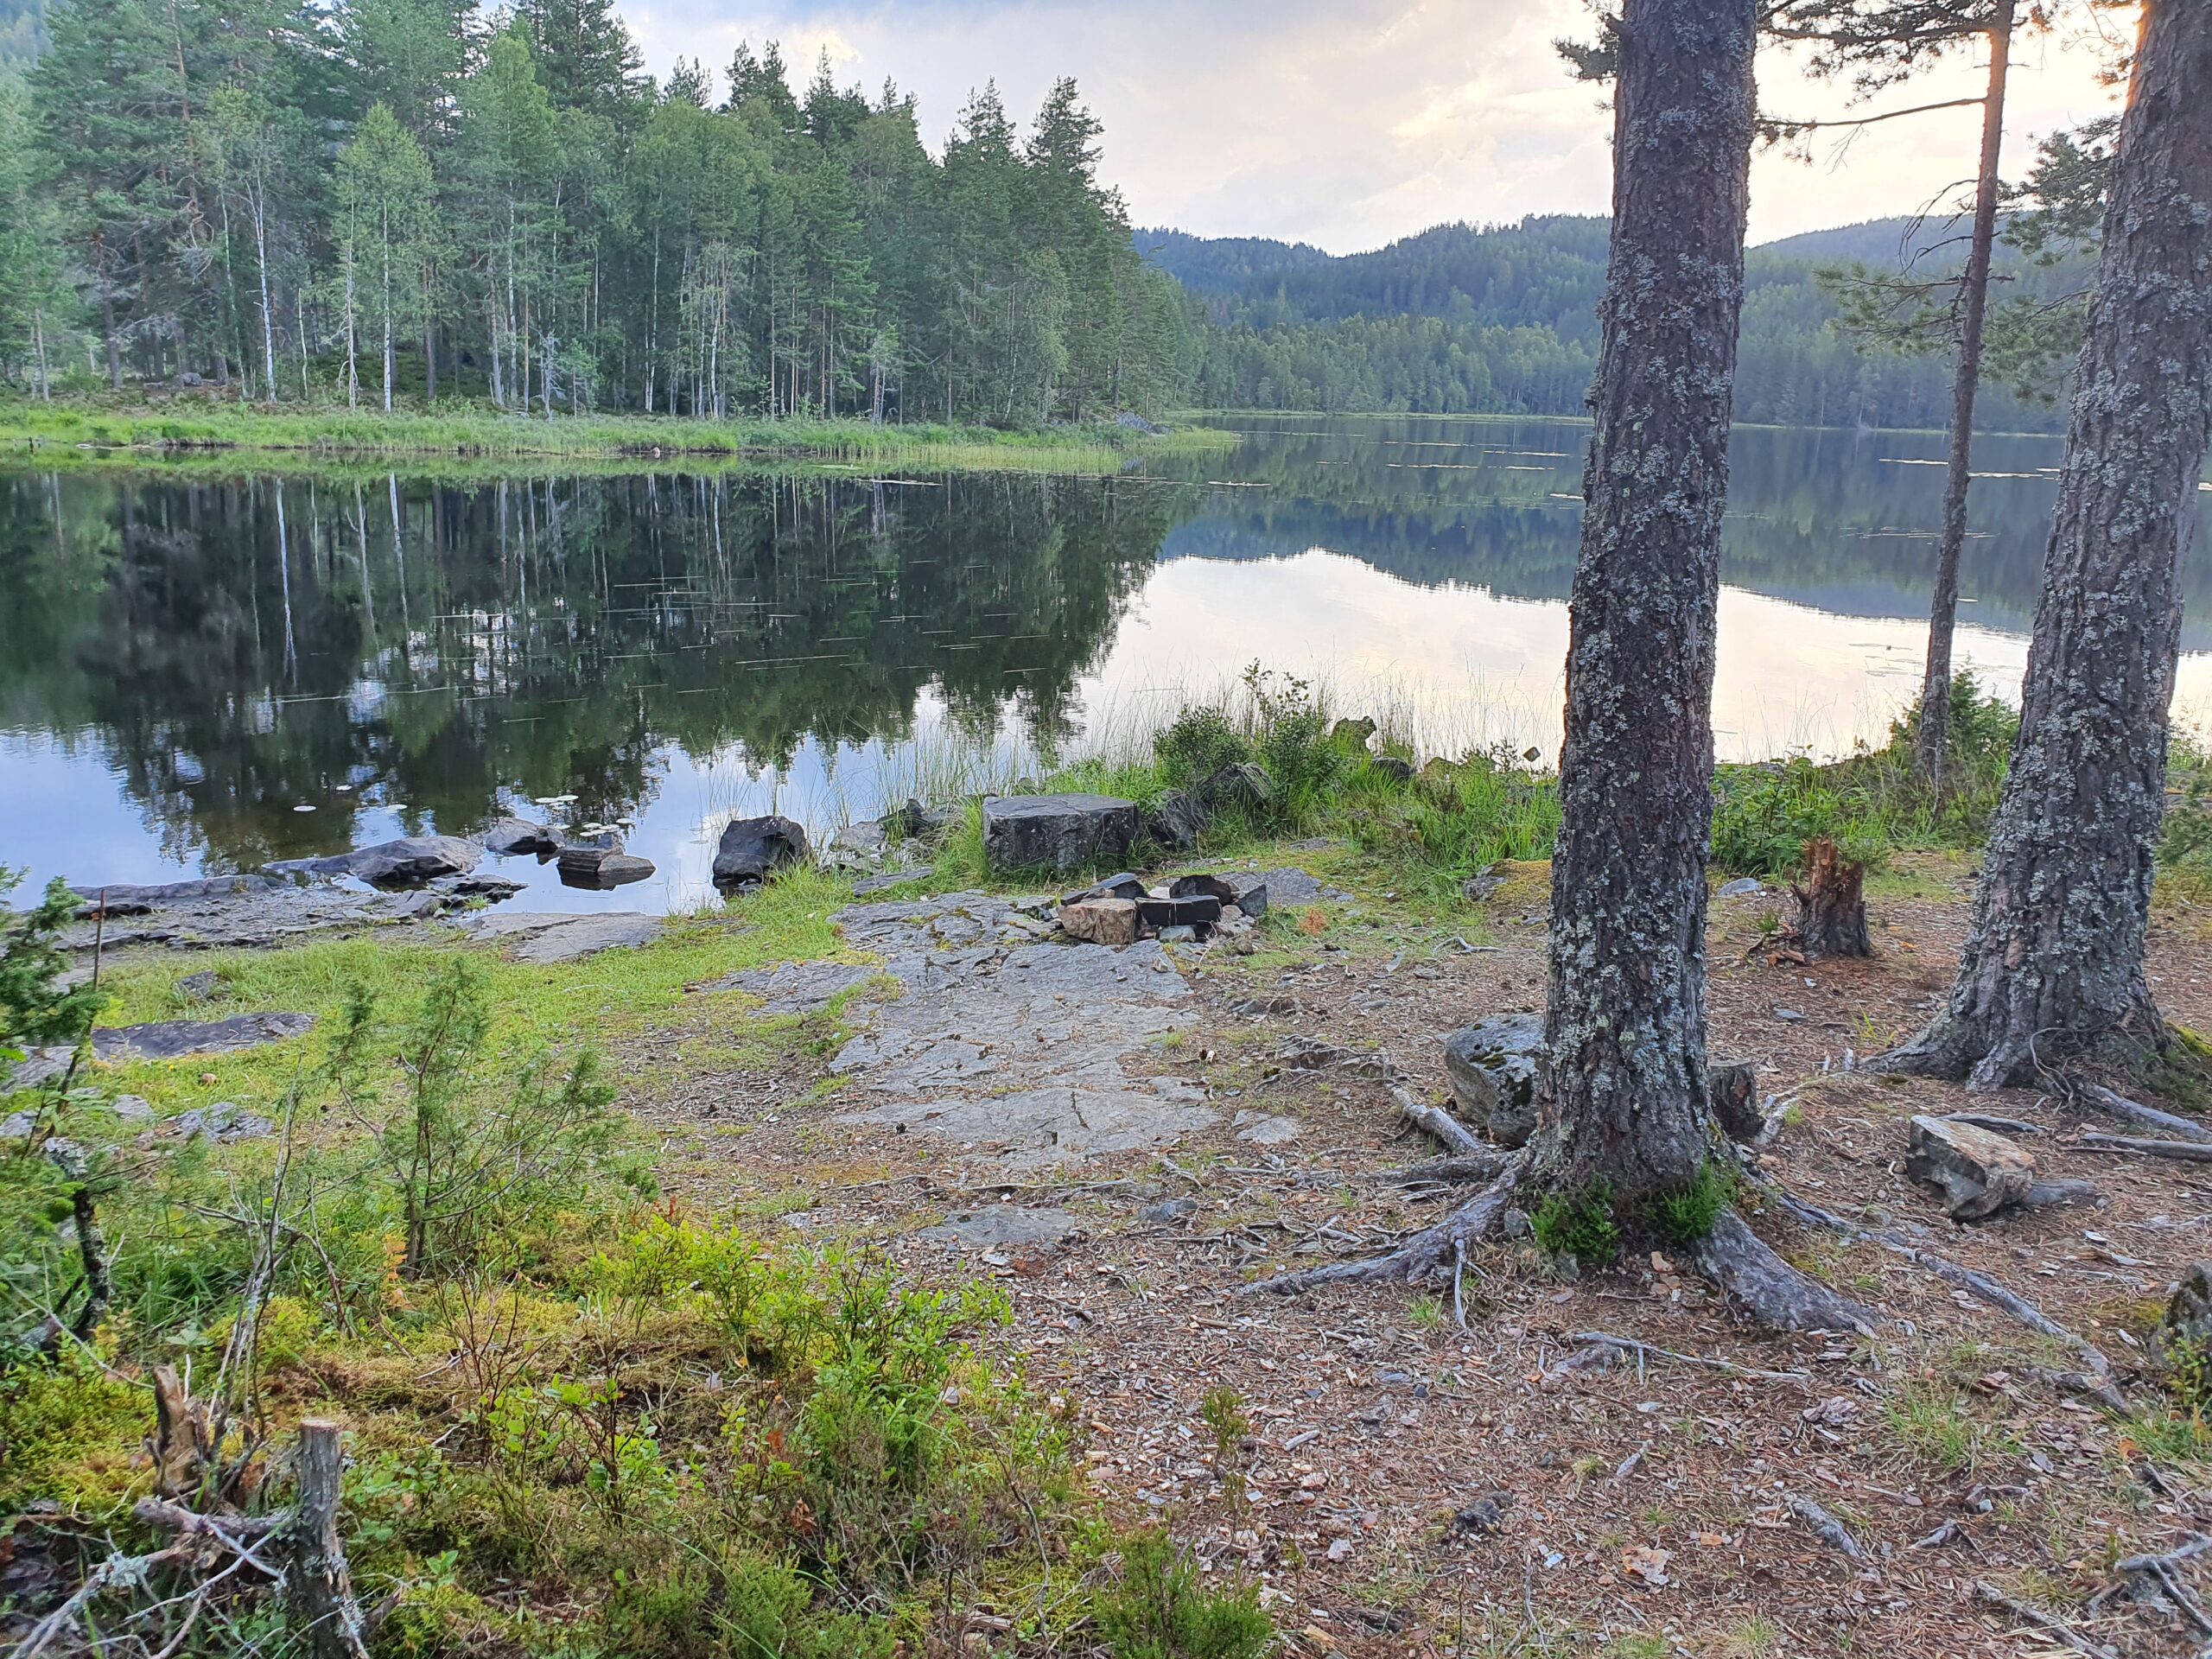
[1444,1015,1544,1147]
[1905,1115,2036,1220]
[482,817,558,856]
[270,836,481,888]
[561,853,654,890]
[555,835,624,878]
[982,795,1139,873]
[1059,897,1140,946]
[714,815,810,888]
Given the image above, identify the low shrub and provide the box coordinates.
[1096,1528,1272,1659]
[1529,1182,1622,1265]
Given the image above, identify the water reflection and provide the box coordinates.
[1,415,2207,912]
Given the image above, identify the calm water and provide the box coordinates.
[3,415,2209,913]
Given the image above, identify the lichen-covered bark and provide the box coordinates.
[1880,0,2212,1089]
[1529,0,1758,1205]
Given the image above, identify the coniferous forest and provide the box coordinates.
[0,0,2099,432]
[0,0,1186,423]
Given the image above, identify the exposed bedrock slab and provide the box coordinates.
[10,1013,317,1089]
[914,1206,1081,1250]
[450,910,662,963]
[982,794,1140,873]
[826,891,1211,1166]
[696,960,887,1015]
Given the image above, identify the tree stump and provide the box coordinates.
[289,1419,371,1658]
[1789,837,1871,959]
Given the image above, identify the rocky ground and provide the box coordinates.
[22,843,2212,1657]
[613,853,2212,1659]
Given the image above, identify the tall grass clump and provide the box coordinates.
[1711,672,2017,876]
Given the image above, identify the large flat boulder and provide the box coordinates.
[270,835,481,888]
[1444,1014,1544,1147]
[1906,1115,2036,1220]
[714,815,810,889]
[10,1013,316,1089]
[982,794,1139,873]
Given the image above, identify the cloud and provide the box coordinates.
[619,0,2131,250]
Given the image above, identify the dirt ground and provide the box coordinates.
[631,857,2212,1659]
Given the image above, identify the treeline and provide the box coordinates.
[1147,214,2080,431]
[0,0,1185,423]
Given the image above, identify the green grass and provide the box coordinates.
[0,396,1235,477]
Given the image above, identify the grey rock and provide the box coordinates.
[165,1101,276,1142]
[1233,1110,1301,1145]
[1113,411,1166,435]
[914,1206,1080,1249]
[175,969,224,1003]
[1136,894,1222,931]
[1142,1198,1198,1223]
[1502,1207,1534,1240]
[851,869,929,897]
[1063,872,1149,905]
[982,794,1140,873]
[1718,876,1766,899]
[1461,869,1505,904]
[453,910,661,963]
[697,960,885,1016]
[446,874,526,899]
[1156,924,1198,944]
[270,835,481,888]
[559,853,654,890]
[554,835,623,877]
[2152,1264,2212,1366]
[1906,1116,2037,1220]
[888,798,962,842]
[714,815,810,888]
[830,819,890,858]
[483,817,558,856]
[1259,868,1324,909]
[110,1094,155,1122]
[1226,874,1269,919]
[1450,1493,1514,1536]
[1198,762,1273,814]
[1444,1014,1544,1148]
[1370,755,1414,784]
[1329,717,1376,747]
[73,874,292,917]
[1150,788,1210,852]
[830,892,1211,1166]
[10,1013,316,1089]
[1771,1006,1807,1022]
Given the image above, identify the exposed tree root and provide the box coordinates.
[1974,1580,2119,1659]
[1784,1492,1866,1559]
[1688,1211,1874,1332]
[1243,1158,1524,1295]
[2075,1131,2212,1162]
[1747,1171,2127,1411]
[2066,1077,2212,1144]
[1544,1331,1812,1384]
[1382,1152,1511,1186]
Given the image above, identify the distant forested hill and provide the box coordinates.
[1148,213,2075,432]
[0,0,43,62]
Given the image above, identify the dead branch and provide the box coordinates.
[1945,1112,2045,1136]
[1974,1580,2120,1659]
[2107,1536,2212,1639]
[1382,1153,1510,1186]
[2065,1077,2212,1144]
[1784,1492,1865,1560]
[2074,1131,2212,1162]
[18,1545,194,1659]
[1389,1082,1487,1157]
[1559,1331,1814,1384]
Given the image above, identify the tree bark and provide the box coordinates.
[1527,0,1757,1208]
[289,1419,370,1659]
[1789,836,1872,958]
[1878,0,2212,1090]
[1916,0,2014,791]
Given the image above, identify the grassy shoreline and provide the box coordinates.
[0,399,1236,475]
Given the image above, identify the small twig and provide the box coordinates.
[1563,1332,1812,1384]
[1452,1237,1467,1330]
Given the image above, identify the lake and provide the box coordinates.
[4,414,2209,914]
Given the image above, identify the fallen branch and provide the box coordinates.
[1784,1492,1865,1560]
[1945,1112,2045,1136]
[2074,1131,2212,1163]
[19,1545,193,1659]
[2066,1077,2212,1145]
[1974,1580,2118,1659]
[1382,1152,1510,1186]
[2108,1536,2212,1638]
[1558,1331,1813,1384]
[1389,1083,1487,1157]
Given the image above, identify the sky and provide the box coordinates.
[614,0,2137,253]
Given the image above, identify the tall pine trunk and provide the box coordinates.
[1879,0,2212,1090]
[1527,0,1756,1209]
[1916,0,2014,789]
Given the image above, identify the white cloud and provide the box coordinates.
[620,0,2132,250]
